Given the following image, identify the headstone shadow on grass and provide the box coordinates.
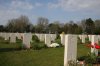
[0,48,21,52]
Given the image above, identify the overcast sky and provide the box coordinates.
[0,0,100,25]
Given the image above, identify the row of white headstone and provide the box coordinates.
[35,34,57,47]
[60,34,100,45]
[0,33,31,48]
[0,33,57,48]
[64,34,99,66]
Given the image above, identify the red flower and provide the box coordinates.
[86,43,100,49]
[94,43,100,49]
[95,45,100,49]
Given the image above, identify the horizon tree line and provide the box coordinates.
[0,15,100,34]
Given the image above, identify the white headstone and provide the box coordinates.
[5,33,10,40]
[64,34,77,66]
[88,35,92,42]
[60,34,65,45]
[81,35,86,43]
[22,33,32,49]
[3,33,6,40]
[1,33,6,39]
[50,34,57,42]
[16,33,21,39]
[98,35,100,41]
[10,33,16,43]
[78,35,82,39]
[0,32,2,37]
[35,34,40,39]
[0,33,4,38]
[39,34,45,42]
[91,35,98,56]
[45,34,51,47]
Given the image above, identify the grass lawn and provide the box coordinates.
[0,37,91,66]
[77,43,90,58]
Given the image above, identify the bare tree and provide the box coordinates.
[36,17,49,33]
[6,15,32,32]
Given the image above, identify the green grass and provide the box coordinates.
[0,37,91,66]
[77,44,90,57]
[0,48,64,66]
[0,38,64,66]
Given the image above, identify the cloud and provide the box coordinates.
[48,0,100,12]
[0,9,20,25]
[0,0,43,25]
[10,0,43,10]
[48,3,59,9]
[10,0,34,10]
[0,0,100,25]
[35,3,43,7]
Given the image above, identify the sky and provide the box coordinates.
[0,0,100,25]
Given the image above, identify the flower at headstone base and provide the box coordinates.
[95,45,100,49]
[86,43,100,49]
[94,43,100,49]
[49,43,60,48]
[94,43,98,46]
[86,44,94,48]
[5,38,7,40]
